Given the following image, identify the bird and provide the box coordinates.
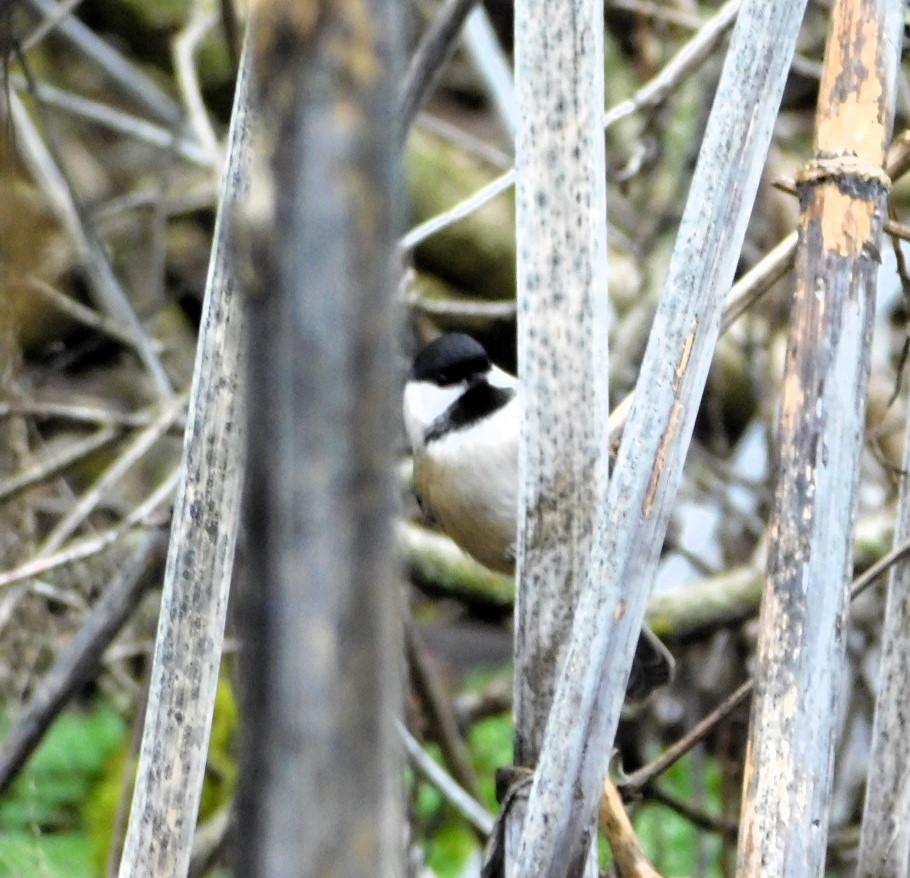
[403,332,673,700]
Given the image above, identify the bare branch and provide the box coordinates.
[0,533,167,795]
[233,2,403,874]
[9,91,174,396]
[0,469,179,591]
[399,0,480,140]
[401,0,739,253]
[462,6,517,139]
[406,619,482,800]
[398,720,495,836]
[508,0,609,872]
[0,426,119,503]
[172,4,222,167]
[22,0,183,124]
[602,0,739,128]
[39,394,185,554]
[9,76,213,167]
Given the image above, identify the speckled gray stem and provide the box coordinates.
[116,33,251,878]
[511,0,807,874]
[509,0,608,873]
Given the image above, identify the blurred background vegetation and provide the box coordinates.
[1,0,909,875]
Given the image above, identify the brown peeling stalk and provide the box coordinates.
[737,0,904,874]
[599,777,664,878]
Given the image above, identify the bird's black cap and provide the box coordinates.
[409,333,491,386]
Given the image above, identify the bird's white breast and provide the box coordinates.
[413,398,519,573]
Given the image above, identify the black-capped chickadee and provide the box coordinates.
[404,332,673,700]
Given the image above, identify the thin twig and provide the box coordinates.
[405,618,481,799]
[0,426,120,503]
[453,678,513,727]
[850,536,910,600]
[0,532,168,795]
[9,75,213,167]
[0,399,165,429]
[398,0,481,141]
[416,112,511,169]
[172,5,222,167]
[617,534,910,797]
[462,5,517,139]
[22,0,182,124]
[39,395,186,554]
[608,232,798,448]
[618,680,753,797]
[30,579,89,610]
[9,90,174,396]
[608,0,702,29]
[0,468,179,590]
[602,0,739,127]
[397,720,495,836]
[188,804,233,878]
[21,0,84,52]
[406,287,517,322]
[400,166,515,252]
[400,0,739,251]
[23,275,166,352]
[644,782,739,838]
[719,232,797,332]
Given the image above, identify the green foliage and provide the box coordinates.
[199,674,240,820]
[412,667,514,878]
[0,831,94,878]
[84,743,129,871]
[0,672,239,878]
[424,821,477,878]
[0,702,127,878]
[633,755,724,878]
[412,694,728,878]
[467,714,513,812]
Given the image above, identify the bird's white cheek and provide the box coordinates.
[402,381,465,448]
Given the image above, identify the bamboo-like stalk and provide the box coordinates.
[507,0,608,872]
[233,3,402,876]
[511,0,807,873]
[115,34,252,878]
[737,2,905,875]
